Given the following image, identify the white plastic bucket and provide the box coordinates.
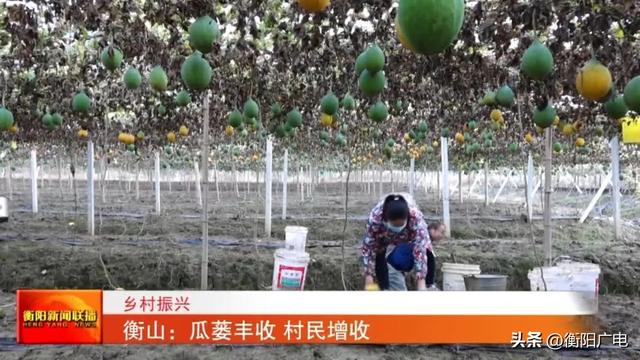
[0,197,7,221]
[528,261,601,304]
[272,248,310,291]
[285,226,308,252]
[442,263,482,291]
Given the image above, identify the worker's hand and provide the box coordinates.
[364,276,378,291]
[416,278,427,291]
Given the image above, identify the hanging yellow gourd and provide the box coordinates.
[490,109,503,123]
[298,0,330,12]
[320,113,333,127]
[576,58,612,101]
[562,124,575,136]
[167,131,176,143]
[118,132,135,145]
[525,133,534,144]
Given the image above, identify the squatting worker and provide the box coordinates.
[425,221,447,289]
[361,193,432,291]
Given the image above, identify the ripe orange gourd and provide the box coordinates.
[576,59,612,101]
[298,0,330,12]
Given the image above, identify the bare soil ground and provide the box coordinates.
[1,178,639,359]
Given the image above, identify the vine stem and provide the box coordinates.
[1,70,6,106]
[340,113,353,291]
[99,252,118,290]
[532,8,537,38]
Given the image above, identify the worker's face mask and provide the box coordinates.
[385,221,407,233]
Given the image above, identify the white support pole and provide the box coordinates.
[257,170,261,196]
[307,165,312,199]
[118,165,124,191]
[282,149,288,220]
[194,160,202,207]
[101,157,107,204]
[57,157,62,198]
[543,127,553,266]
[440,137,451,237]
[403,168,407,190]
[6,160,12,200]
[368,165,372,195]
[409,157,415,197]
[154,152,161,214]
[265,137,273,238]
[30,149,38,213]
[573,171,583,195]
[458,171,463,203]
[532,177,542,199]
[68,159,73,190]
[378,166,383,197]
[391,168,395,193]
[127,164,132,193]
[422,164,428,197]
[246,170,250,197]
[492,169,514,204]
[526,152,534,222]
[437,170,441,200]
[304,166,309,198]
[87,141,95,236]
[300,167,305,202]
[233,163,240,198]
[404,168,409,188]
[310,166,314,196]
[135,162,140,201]
[508,174,519,189]
[579,172,613,223]
[539,168,545,213]
[297,168,301,197]
[214,162,220,202]
[468,172,480,198]
[484,162,489,207]
[610,136,621,240]
[200,94,210,290]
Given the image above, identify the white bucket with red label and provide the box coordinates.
[272,248,310,291]
[528,260,601,308]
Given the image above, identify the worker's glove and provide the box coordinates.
[365,283,380,291]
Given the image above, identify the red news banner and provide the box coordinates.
[17,290,597,345]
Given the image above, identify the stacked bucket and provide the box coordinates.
[271,226,311,290]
